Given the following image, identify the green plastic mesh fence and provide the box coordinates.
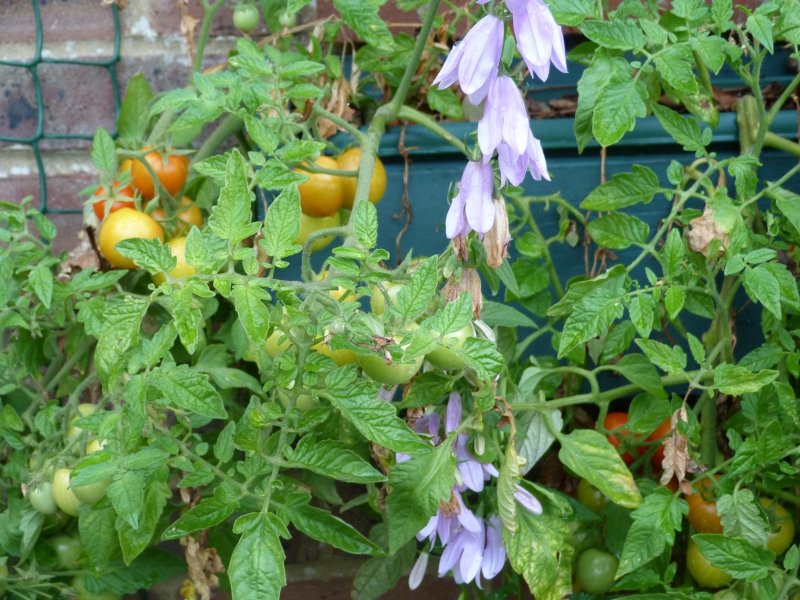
[0,0,122,215]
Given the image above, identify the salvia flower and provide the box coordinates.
[506,0,568,82]
[433,15,504,104]
[446,161,495,239]
[478,75,530,159]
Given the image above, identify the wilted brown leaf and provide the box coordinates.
[181,535,224,600]
[177,0,199,66]
[442,268,482,317]
[687,207,729,256]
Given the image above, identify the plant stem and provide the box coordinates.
[311,103,366,142]
[396,105,469,156]
[192,114,244,166]
[763,131,800,158]
[301,226,349,281]
[194,0,226,73]
[510,370,711,411]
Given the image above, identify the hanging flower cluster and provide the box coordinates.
[401,393,543,589]
[434,0,567,238]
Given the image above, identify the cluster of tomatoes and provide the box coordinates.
[92,149,201,282]
[569,410,797,594]
[24,404,119,599]
[294,149,387,253]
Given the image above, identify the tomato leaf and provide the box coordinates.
[229,513,287,600]
[693,534,775,581]
[286,504,384,556]
[504,510,573,600]
[616,490,688,577]
[558,429,641,508]
[284,436,386,483]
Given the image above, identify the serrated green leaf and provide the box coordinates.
[713,364,778,395]
[27,263,53,309]
[717,488,769,547]
[285,436,386,483]
[592,80,648,147]
[652,104,708,151]
[92,128,117,175]
[117,74,154,142]
[693,534,775,580]
[231,283,270,344]
[587,213,650,249]
[558,429,641,508]
[581,19,645,51]
[581,165,661,211]
[635,339,687,375]
[747,14,774,52]
[229,514,286,600]
[353,199,378,249]
[153,364,227,419]
[390,256,438,324]
[116,238,176,274]
[463,337,505,380]
[161,497,238,541]
[288,504,383,556]
[208,149,254,244]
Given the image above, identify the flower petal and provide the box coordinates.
[433,41,465,89]
[409,551,429,590]
[445,392,463,434]
[514,485,543,515]
[481,515,507,579]
[458,15,503,100]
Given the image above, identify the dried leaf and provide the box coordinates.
[181,535,224,600]
[687,207,729,256]
[442,268,482,317]
[177,0,199,67]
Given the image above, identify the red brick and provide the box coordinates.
[40,0,116,44]
[0,65,38,142]
[38,63,116,137]
[0,0,38,48]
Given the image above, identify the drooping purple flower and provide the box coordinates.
[396,411,441,464]
[514,484,543,514]
[446,161,495,239]
[506,0,567,82]
[408,551,429,590]
[497,128,549,186]
[433,15,504,104]
[455,434,499,493]
[478,75,530,159]
[482,516,506,579]
[445,392,462,434]
[417,490,482,547]
[438,519,485,584]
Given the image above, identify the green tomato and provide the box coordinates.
[52,468,81,517]
[576,479,607,513]
[294,212,341,253]
[370,282,403,316]
[425,323,473,370]
[687,540,732,588]
[576,549,619,595]
[49,535,83,570]
[71,478,109,506]
[232,4,259,33]
[357,353,423,386]
[278,10,296,28]
[28,482,58,515]
[66,403,97,443]
[264,328,291,358]
[72,576,121,600]
[277,384,317,412]
[760,497,795,555]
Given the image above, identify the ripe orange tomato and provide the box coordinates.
[92,182,135,220]
[151,196,203,234]
[98,208,165,269]
[648,417,671,468]
[131,149,189,199]
[153,237,196,284]
[603,412,637,465]
[297,156,345,217]
[336,147,387,208]
[686,476,722,533]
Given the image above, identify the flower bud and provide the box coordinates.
[482,197,511,268]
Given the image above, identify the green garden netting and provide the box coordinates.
[0,0,122,214]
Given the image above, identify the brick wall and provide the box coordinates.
[0,0,246,252]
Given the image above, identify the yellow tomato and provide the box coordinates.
[264,328,291,357]
[295,212,341,253]
[312,340,358,366]
[337,147,387,208]
[297,156,345,217]
[153,237,196,285]
[98,208,165,269]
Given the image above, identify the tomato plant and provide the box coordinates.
[602,412,638,465]
[294,211,341,253]
[576,479,607,513]
[760,498,795,555]
[91,182,134,220]
[646,417,671,468]
[151,196,203,234]
[51,468,81,517]
[49,535,83,570]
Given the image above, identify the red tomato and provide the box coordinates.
[603,412,636,465]
[686,476,723,533]
[648,417,672,468]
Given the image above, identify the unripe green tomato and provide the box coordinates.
[278,10,296,28]
[232,4,259,33]
[49,534,83,569]
[28,482,58,515]
[71,478,109,506]
[67,404,97,442]
[86,439,107,454]
[52,468,81,517]
[264,329,291,358]
[425,323,473,370]
[369,282,403,316]
[72,576,121,600]
[277,388,317,412]
[357,353,423,386]
[686,541,732,588]
[576,549,619,595]
[576,479,607,513]
[760,497,795,555]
